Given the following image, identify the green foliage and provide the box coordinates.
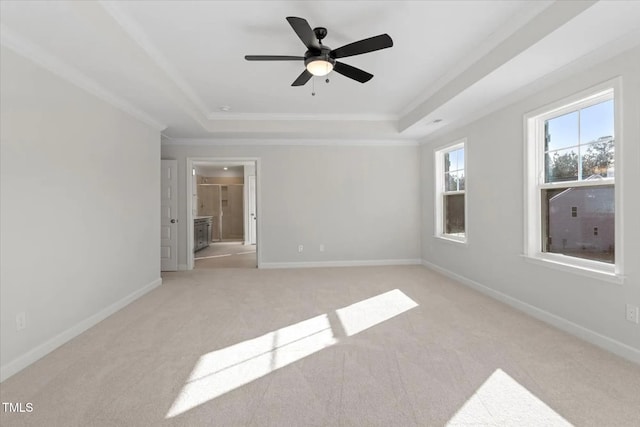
[582,138,614,178]
[548,150,578,181]
[547,137,614,182]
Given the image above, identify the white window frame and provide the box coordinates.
[435,139,467,244]
[523,78,623,284]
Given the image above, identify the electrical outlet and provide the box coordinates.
[626,304,639,324]
[16,312,26,331]
[298,245,303,253]
[319,244,325,252]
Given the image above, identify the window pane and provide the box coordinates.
[545,111,578,152]
[445,148,465,173]
[580,99,614,144]
[444,194,465,235]
[546,148,578,182]
[456,149,464,171]
[542,185,614,263]
[445,172,458,192]
[581,138,614,179]
[458,171,465,191]
[454,149,462,170]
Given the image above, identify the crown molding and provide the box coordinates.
[398,1,555,119]
[162,137,418,147]
[98,0,212,122]
[399,0,598,133]
[207,112,398,122]
[0,24,166,131]
[98,1,401,126]
[417,33,640,146]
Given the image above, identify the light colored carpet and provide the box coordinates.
[1,266,639,426]
[195,241,256,269]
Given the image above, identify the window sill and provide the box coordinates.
[522,254,623,285]
[435,234,468,246]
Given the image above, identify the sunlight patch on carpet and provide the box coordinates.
[166,314,335,418]
[166,289,418,418]
[446,369,571,426]
[336,289,418,336]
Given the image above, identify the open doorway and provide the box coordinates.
[187,158,259,269]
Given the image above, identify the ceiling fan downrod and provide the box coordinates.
[314,27,328,44]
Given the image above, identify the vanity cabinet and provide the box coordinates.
[194,217,212,251]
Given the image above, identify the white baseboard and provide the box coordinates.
[421,260,640,364]
[0,277,163,382]
[260,259,422,269]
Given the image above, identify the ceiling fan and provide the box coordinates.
[245,17,393,86]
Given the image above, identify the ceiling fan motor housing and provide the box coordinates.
[304,46,335,68]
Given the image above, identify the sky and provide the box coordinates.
[546,99,614,153]
[445,148,464,172]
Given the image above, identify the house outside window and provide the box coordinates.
[524,80,621,281]
[435,140,466,243]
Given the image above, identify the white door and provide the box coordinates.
[161,160,178,271]
[248,175,257,245]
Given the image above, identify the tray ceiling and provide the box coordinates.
[1,1,639,141]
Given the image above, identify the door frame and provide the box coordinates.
[247,175,257,245]
[186,157,261,270]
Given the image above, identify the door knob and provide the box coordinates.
[170,219,177,223]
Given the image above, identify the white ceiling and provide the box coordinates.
[1,1,639,141]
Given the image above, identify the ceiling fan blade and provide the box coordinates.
[245,55,304,61]
[331,34,393,59]
[286,17,317,49]
[292,69,313,86]
[333,62,373,83]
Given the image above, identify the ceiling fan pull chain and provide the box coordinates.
[312,77,316,96]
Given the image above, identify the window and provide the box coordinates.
[435,140,466,242]
[525,82,621,280]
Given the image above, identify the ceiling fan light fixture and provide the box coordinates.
[306,59,334,76]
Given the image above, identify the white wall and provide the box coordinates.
[0,47,161,380]
[161,143,421,268]
[421,46,640,358]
